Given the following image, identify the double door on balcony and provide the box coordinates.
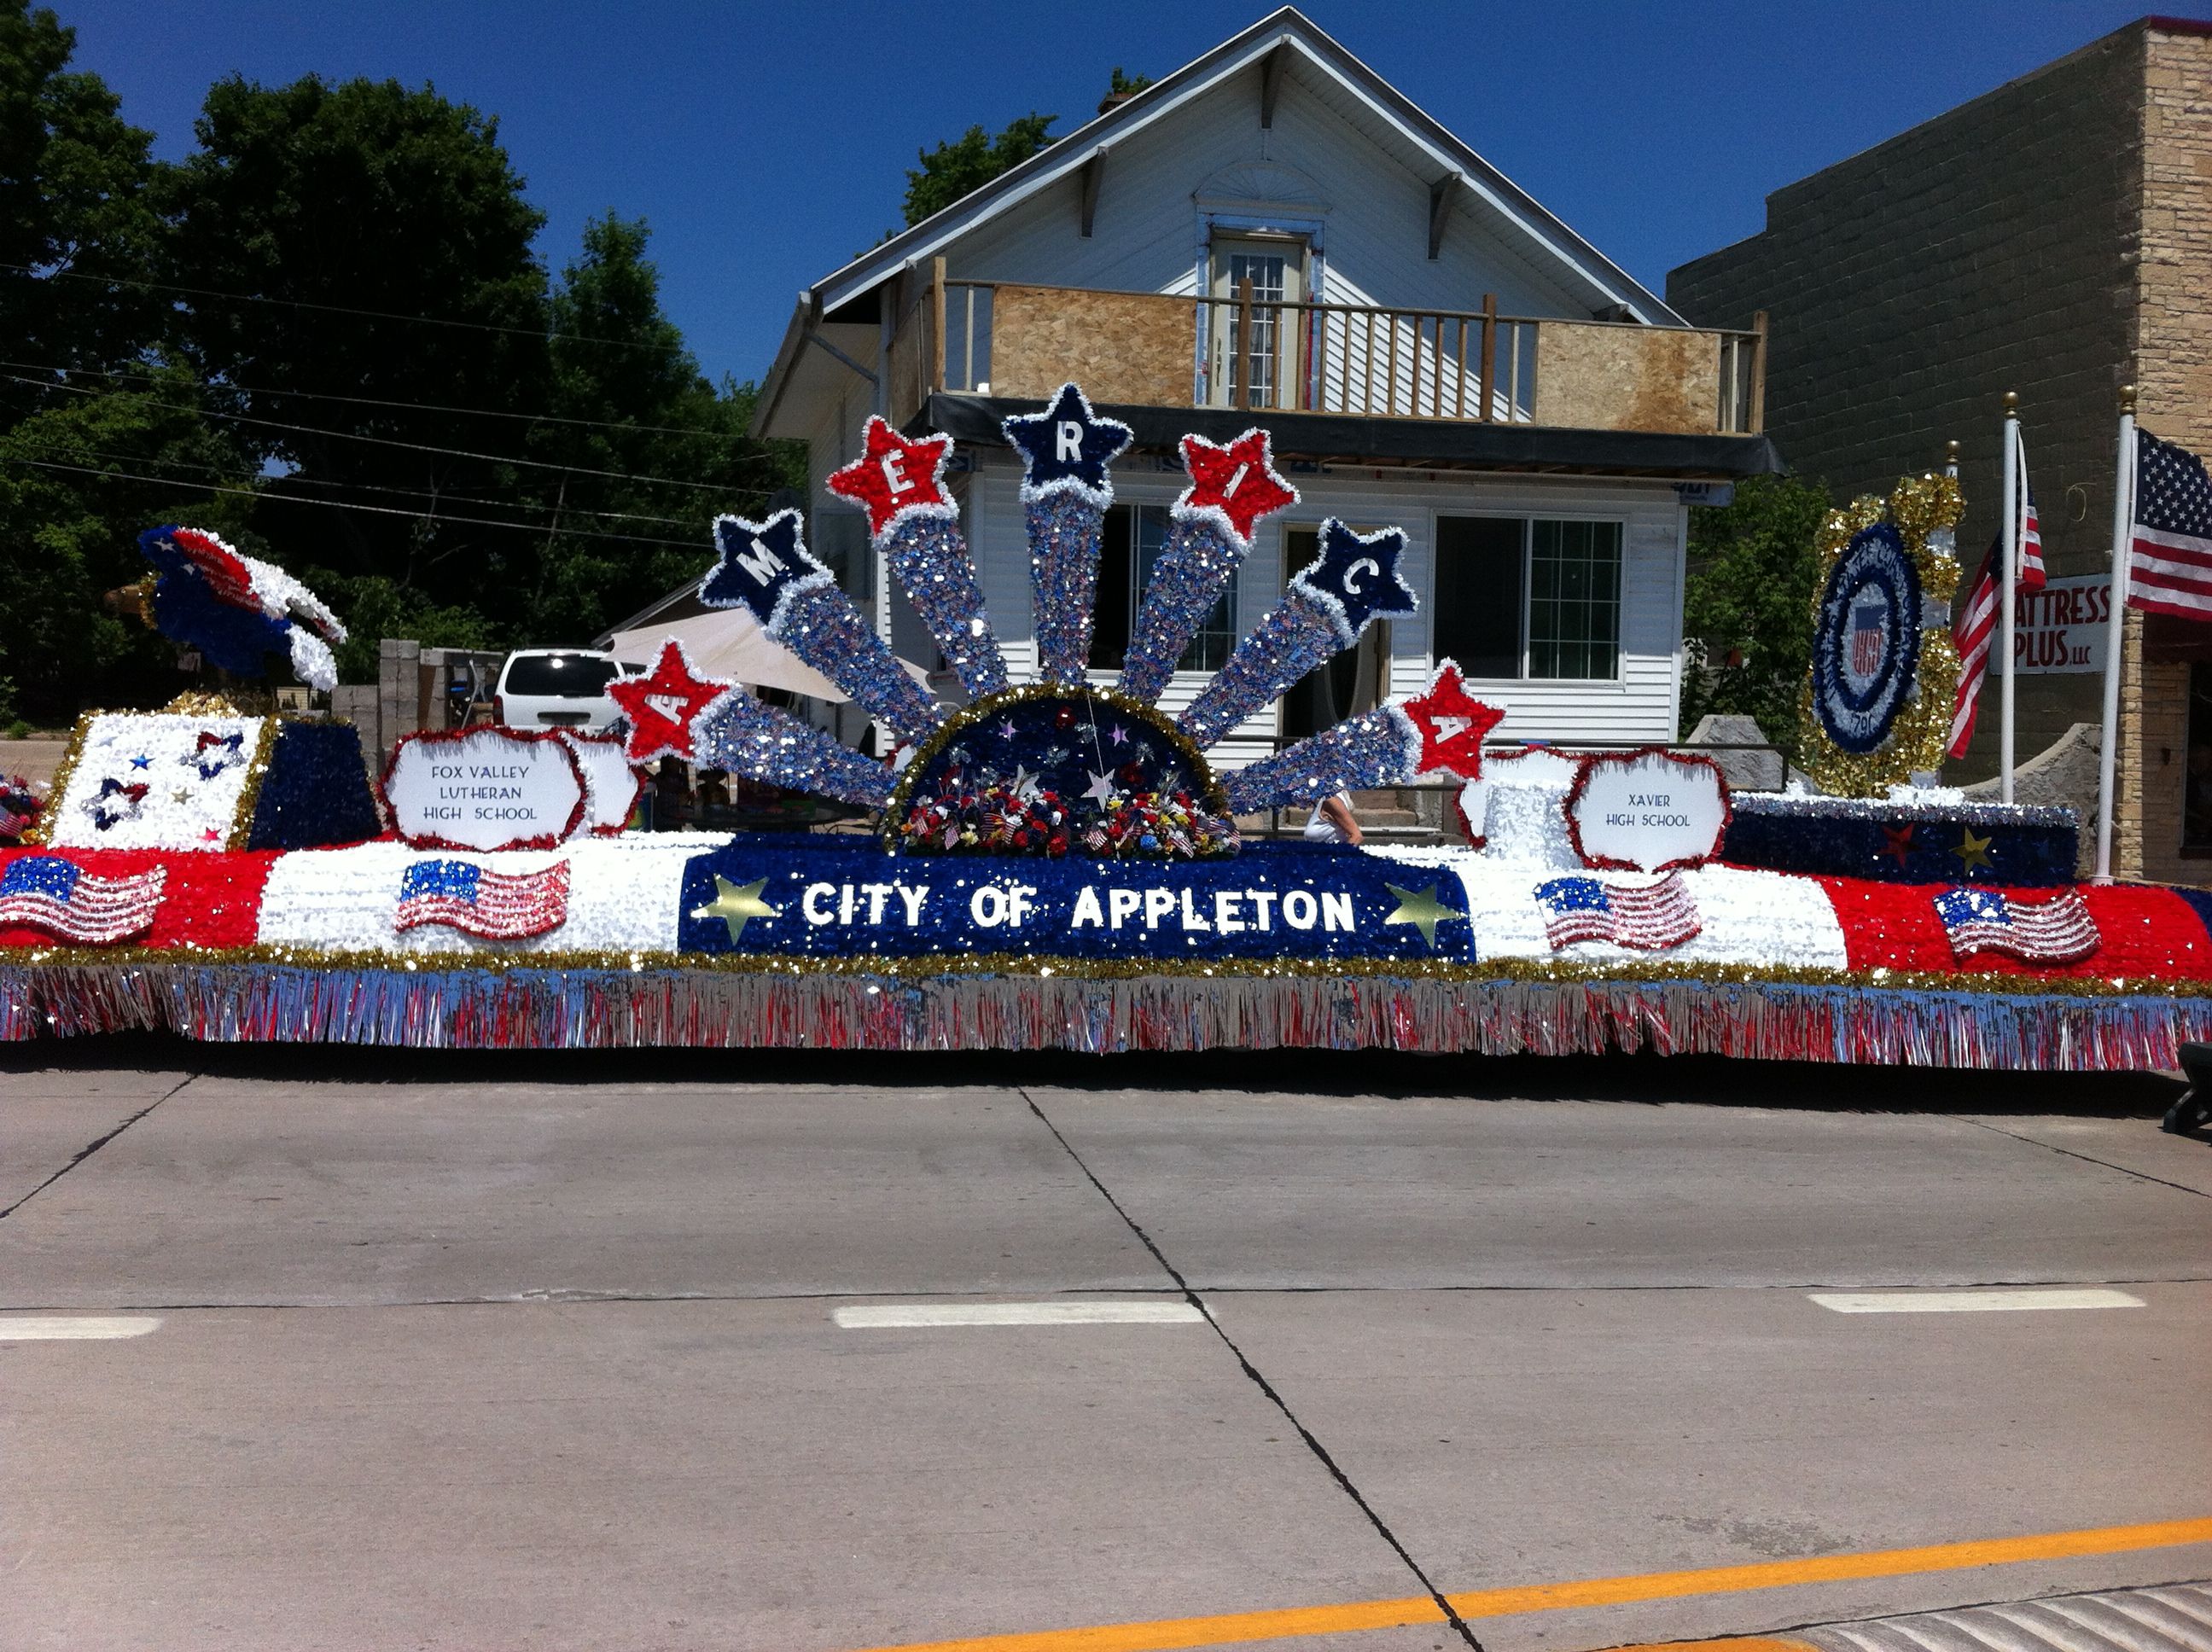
[1207,236,1306,412]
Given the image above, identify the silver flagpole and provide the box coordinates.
[1999,391,2020,804]
[2094,385,2137,883]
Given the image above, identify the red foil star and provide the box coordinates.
[1179,429,1297,543]
[1401,662,1505,777]
[1882,823,1916,866]
[606,639,734,763]
[826,416,952,537]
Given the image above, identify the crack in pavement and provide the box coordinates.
[1949,1114,2212,1201]
[0,1074,195,1221]
[1016,1085,1487,1652]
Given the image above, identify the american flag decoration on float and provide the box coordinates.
[1933,886,2099,963]
[393,859,570,940]
[0,856,166,943]
[1534,873,1701,952]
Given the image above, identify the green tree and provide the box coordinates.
[902,111,1058,227]
[1677,474,1831,767]
[0,1,168,401]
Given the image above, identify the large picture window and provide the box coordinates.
[1087,503,1239,674]
[1432,515,1621,681]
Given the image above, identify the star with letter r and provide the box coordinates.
[700,509,827,625]
[826,416,952,537]
[1292,518,1418,641]
[1003,382,1132,500]
[1178,428,1296,543]
[1400,661,1505,778]
[607,638,735,763]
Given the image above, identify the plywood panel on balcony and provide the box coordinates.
[1532,322,1720,434]
[990,284,1192,406]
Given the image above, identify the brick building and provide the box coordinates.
[1668,15,2212,881]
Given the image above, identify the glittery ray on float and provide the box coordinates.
[1115,428,1297,705]
[1004,384,1132,688]
[700,508,940,741]
[1220,662,1504,813]
[826,416,1008,701]
[1176,519,1418,752]
[690,689,895,810]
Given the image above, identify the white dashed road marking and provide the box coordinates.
[833,1301,1204,1329]
[0,1316,163,1340]
[1808,1288,2145,1314]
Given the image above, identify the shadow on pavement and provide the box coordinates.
[0,1032,2185,1117]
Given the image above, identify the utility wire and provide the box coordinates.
[0,259,694,356]
[0,355,788,447]
[2,454,718,551]
[2,373,778,498]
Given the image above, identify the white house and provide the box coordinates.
[746,6,1778,765]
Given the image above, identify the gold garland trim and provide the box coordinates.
[6,941,2210,1003]
[878,680,1230,847]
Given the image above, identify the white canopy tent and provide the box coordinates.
[606,608,930,705]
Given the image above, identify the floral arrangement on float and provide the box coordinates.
[4,393,2212,1073]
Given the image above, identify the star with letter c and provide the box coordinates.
[1292,518,1418,640]
[1003,382,1132,497]
[826,415,952,537]
[1178,428,1297,543]
[606,638,735,763]
[1400,661,1505,778]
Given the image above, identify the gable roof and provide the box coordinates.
[805,6,1681,328]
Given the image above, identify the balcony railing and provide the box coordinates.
[888,259,1765,439]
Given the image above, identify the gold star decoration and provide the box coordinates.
[1951,828,1994,875]
[689,875,781,944]
[1382,882,1463,951]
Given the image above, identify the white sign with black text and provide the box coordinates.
[1566,750,1732,873]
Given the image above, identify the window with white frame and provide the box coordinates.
[1432,515,1622,681]
[1087,503,1239,674]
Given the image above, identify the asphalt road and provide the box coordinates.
[3,1044,2209,1652]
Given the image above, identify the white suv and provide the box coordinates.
[494,649,633,732]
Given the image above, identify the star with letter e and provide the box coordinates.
[1291,518,1418,643]
[607,638,735,763]
[1400,661,1505,778]
[1003,382,1132,500]
[1178,429,1297,544]
[826,415,953,537]
[700,509,828,626]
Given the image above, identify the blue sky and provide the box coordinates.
[55,0,2197,386]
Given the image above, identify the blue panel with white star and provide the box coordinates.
[1291,519,1418,638]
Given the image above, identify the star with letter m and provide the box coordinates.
[700,509,828,625]
[1003,382,1132,499]
[1292,518,1418,643]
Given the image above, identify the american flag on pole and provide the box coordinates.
[393,858,570,939]
[2127,428,2212,620]
[1933,885,2099,964]
[1534,873,1701,951]
[1947,443,2046,758]
[0,856,166,942]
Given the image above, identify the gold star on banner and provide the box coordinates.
[1382,882,1463,951]
[172,788,193,805]
[690,875,781,944]
[1952,828,1994,875]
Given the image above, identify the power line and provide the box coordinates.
[1,355,787,446]
[2,373,777,498]
[0,259,694,357]
[2,454,719,552]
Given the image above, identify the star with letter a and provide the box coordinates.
[607,638,734,763]
[826,415,952,537]
[1178,429,1296,543]
[1400,661,1505,778]
[1003,382,1132,497]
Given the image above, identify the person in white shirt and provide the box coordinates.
[1303,788,1363,846]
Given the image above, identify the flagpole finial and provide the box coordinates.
[2120,383,2138,414]
[2003,390,2019,416]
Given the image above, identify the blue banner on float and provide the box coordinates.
[675,835,1474,964]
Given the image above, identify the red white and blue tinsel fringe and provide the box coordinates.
[4,963,2205,1069]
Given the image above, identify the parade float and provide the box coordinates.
[5,393,2212,1068]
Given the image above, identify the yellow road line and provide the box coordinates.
[848,1515,2212,1652]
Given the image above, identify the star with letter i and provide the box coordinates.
[607,639,734,763]
[1292,519,1419,640]
[1400,661,1505,778]
[1003,382,1132,497]
[826,415,952,537]
[1178,429,1297,543]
